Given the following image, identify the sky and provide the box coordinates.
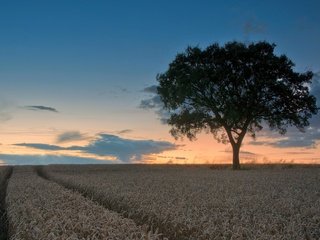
[0,0,319,165]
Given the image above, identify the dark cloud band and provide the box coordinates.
[56,131,87,143]
[24,105,58,113]
[14,134,177,163]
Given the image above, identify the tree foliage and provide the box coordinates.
[157,41,318,169]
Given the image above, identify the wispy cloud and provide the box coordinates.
[116,129,133,134]
[23,105,58,113]
[98,86,130,98]
[140,85,161,109]
[14,143,65,151]
[142,85,158,94]
[14,134,177,163]
[139,95,162,109]
[140,85,169,124]
[56,131,88,143]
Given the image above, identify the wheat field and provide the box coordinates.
[6,167,161,240]
[0,167,12,240]
[0,165,319,239]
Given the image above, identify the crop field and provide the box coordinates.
[0,167,12,240]
[5,166,161,240]
[0,164,319,240]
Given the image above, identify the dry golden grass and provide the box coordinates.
[41,164,320,240]
[6,166,162,240]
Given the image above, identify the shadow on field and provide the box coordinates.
[0,167,13,240]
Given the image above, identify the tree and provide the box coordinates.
[157,41,318,169]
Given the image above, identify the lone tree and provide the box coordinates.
[157,41,318,169]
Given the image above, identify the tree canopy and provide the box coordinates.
[157,41,318,169]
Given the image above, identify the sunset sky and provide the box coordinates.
[0,0,319,165]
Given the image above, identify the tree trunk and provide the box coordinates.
[232,143,241,170]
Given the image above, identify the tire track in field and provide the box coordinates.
[0,167,13,240]
[35,166,178,240]
[8,167,160,239]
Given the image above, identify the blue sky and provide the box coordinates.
[0,0,319,164]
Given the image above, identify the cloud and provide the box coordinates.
[240,151,257,156]
[78,134,177,162]
[23,105,58,113]
[140,85,161,109]
[140,85,170,124]
[250,129,320,148]
[0,154,112,165]
[139,95,162,109]
[249,72,320,148]
[14,143,65,151]
[116,129,133,134]
[56,131,88,143]
[98,86,130,98]
[14,134,177,163]
[142,85,158,94]
[140,75,320,149]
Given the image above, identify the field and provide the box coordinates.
[0,164,319,239]
[0,167,12,240]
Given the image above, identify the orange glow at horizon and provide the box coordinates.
[0,123,319,165]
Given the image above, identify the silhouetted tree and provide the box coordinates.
[157,41,318,169]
